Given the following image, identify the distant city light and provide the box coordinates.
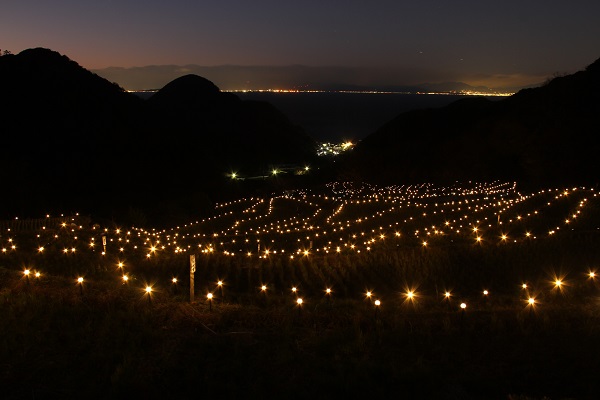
[317,141,355,156]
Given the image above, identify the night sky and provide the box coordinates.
[3,0,600,88]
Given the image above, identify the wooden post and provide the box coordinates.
[190,254,196,302]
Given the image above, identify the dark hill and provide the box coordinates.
[0,47,146,217]
[0,48,317,226]
[342,57,600,188]
[147,74,223,109]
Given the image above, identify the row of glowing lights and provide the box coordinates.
[228,165,311,180]
[20,268,597,310]
[226,89,513,96]
[3,198,587,258]
[1,181,513,232]
[1,185,590,258]
[0,205,586,258]
[153,181,516,234]
[189,182,519,239]
[137,184,519,243]
[132,181,516,238]
[325,181,515,199]
[326,181,515,199]
[138,188,590,255]
[324,188,530,234]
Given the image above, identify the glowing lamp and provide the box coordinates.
[555,279,562,287]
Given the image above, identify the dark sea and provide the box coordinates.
[133,90,500,143]
[235,92,478,142]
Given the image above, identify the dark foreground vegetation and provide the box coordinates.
[2,231,600,399]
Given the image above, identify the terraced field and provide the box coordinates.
[3,181,600,306]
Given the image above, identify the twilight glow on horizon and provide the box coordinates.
[2,0,600,89]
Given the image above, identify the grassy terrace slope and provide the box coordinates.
[2,181,600,398]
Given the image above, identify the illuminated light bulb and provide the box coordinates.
[555,279,562,287]
[326,288,331,294]
[522,283,527,289]
[122,275,129,282]
[77,277,84,284]
[589,271,596,279]
[291,287,297,293]
[172,278,178,284]
[445,291,451,298]
[207,293,213,299]
[23,269,30,276]
[460,303,467,309]
[374,300,381,307]
[366,291,372,298]
[217,280,223,286]
[297,298,303,305]
[35,272,41,278]
[38,246,44,252]
[483,290,489,295]
[528,297,535,305]
[145,286,152,293]
[261,285,267,291]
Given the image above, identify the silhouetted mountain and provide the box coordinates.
[341,57,600,188]
[0,48,317,225]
